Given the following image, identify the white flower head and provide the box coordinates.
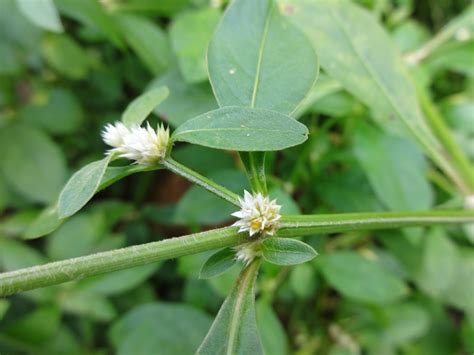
[232,190,281,237]
[119,123,170,165]
[102,122,131,152]
[234,242,261,266]
[101,121,170,165]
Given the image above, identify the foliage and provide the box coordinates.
[0,0,473,354]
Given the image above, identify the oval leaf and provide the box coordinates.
[122,86,169,127]
[261,238,317,265]
[318,251,409,305]
[208,0,318,113]
[58,156,111,219]
[197,260,264,355]
[199,247,237,279]
[173,107,308,151]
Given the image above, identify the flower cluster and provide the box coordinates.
[232,190,281,237]
[234,242,261,266]
[102,121,170,165]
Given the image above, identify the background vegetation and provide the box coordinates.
[0,0,473,354]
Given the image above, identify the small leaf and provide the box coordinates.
[115,13,170,75]
[58,156,112,219]
[23,204,63,240]
[261,238,317,265]
[318,251,409,305]
[0,123,67,203]
[197,260,264,355]
[17,0,63,33]
[173,106,308,151]
[200,248,237,279]
[122,86,169,127]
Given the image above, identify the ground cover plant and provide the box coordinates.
[0,0,473,354]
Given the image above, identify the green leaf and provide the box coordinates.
[46,212,107,260]
[200,248,237,279]
[122,86,169,127]
[75,264,159,296]
[42,33,89,79]
[318,251,408,305]
[170,8,221,83]
[16,0,63,33]
[55,0,124,47]
[256,300,289,355]
[23,204,63,240]
[208,0,318,113]
[173,106,308,151]
[353,122,433,211]
[0,123,66,203]
[21,88,84,134]
[109,303,212,355]
[115,13,170,75]
[2,305,61,345]
[261,238,317,265]
[59,291,116,322]
[279,0,441,152]
[58,156,111,219]
[197,260,264,355]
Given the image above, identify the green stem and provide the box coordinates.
[278,210,474,237]
[0,227,244,297]
[162,157,240,206]
[239,152,268,194]
[417,86,474,194]
[1,210,473,296]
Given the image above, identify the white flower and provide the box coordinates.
[101,121,170,165]
[234,242,261,266]
[119,123,170,165]
[102,122,131,152]
[232,190,281,237]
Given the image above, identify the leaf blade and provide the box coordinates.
[261,238,317,265]
[199,248,237,279]
[58,156,111,219]
[197,260,264,355]
[122,86,169,127]
[173,106,308,151]
[208,0,318,113]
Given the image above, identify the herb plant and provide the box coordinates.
[0,0,473,354]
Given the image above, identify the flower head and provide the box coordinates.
[102,122,131,151]
[232,190,281,237]
[234,242,261,266]
[101,121,170,165]
[119,123,170,165]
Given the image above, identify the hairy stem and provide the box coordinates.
[278,210,474,237]
[162,157,240,206]
[1,210,473,296]
[0,227,244,297]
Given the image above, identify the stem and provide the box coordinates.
[278,210,474,237]
[240,152,268,194]
[162,157,240,206]
[417,86,474,194]
[405,6,473,64]
[1,210,473,296]
[0,227,245,297]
